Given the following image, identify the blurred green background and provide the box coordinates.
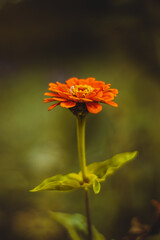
[0,0,160,239]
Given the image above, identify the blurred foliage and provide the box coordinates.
[51,212,105,240]
[0,0,160,240]
[0,0,24,9]
[122,199,160,239]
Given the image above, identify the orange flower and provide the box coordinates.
[44,77,118,114]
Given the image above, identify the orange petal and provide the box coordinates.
[107,101,118,107]
[81,98,93,102]
[91,81,105,88]
[56,82,68,91]
[48,102,60,111]
[44,98,56,103]
[77,92,84,98]
[68,95,92,102]
[44,92,59,97]
[66,78,79,87]
[85,92,97,99]
[68,95,79,101]
[43,97,67,103]
[48,83,57,88]
[96,91,103,98]
[110,88,118,95]
[60,101,76,108]
[106,89,118,97]
[103,84,111,90]
[52,97,67,102]
[103,92,114,98]
[58,91,70,99]
[86,102,102,114]
[48,88,63,93]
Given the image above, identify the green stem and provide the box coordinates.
[76,116,92,240]
[84,188,92,240]
[76,116,87,182]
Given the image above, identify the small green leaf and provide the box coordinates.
[93,179,101,194]
[30,173,82,192]
[87,151,138,182]
[51,212,106,240]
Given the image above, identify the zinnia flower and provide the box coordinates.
[44,77,118,114]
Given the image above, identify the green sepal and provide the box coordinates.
[87,151,138,182]
[30,173,82,192]
[51,211,106,240]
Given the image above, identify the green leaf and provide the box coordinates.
[30,151,137,193]
[87,151,138,182]
[30,173,82,192]
[51,212,106,240]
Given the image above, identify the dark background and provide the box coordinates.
[0,0,160,239]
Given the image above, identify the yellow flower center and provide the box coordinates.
[70,85,93,97]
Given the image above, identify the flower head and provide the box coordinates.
[44,77,118,115]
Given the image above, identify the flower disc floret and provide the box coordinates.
[44,77,118,114]
[70,85,93,97]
